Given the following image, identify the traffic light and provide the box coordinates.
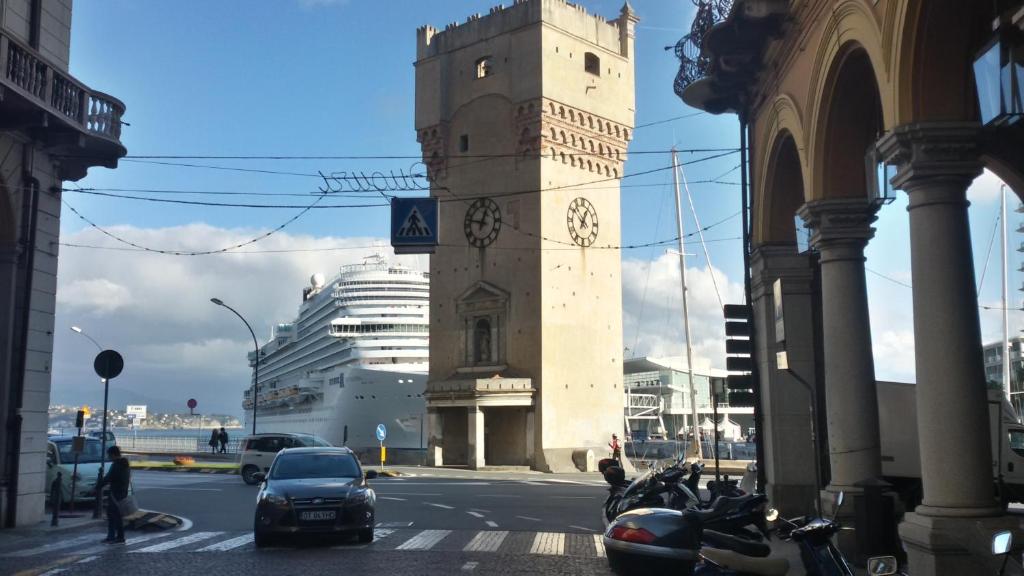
[724,304,756,407]
[75,410,85,429]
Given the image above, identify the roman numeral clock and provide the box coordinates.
[567,196,599,247]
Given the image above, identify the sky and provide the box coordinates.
[52,0,1016,417]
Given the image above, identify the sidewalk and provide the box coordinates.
[0,507,183,550]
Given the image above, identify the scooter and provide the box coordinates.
[866,530,1023,576]
[603,492,854,576]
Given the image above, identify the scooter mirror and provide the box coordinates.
[993,530,1013,555]
[866,556,898,575]
[835,491,845,510]
[765,508,779,522]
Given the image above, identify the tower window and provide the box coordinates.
[459,134,470,152]
[476,56,493,79]
[585,52,600,76]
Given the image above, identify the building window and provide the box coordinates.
[476,56,493,79]
[585,52,600,76]
[460,134,470,152]
[473,318,492,364]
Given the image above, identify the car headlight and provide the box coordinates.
[348,490,371,504]
[263,493,288,506]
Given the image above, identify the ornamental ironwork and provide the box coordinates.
[673,0,734,100]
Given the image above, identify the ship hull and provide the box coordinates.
[244,366,428,450]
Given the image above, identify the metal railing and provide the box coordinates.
[121,435,244,454]
[1,30,124,143]
[672,0,734,99]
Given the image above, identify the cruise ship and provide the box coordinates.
[242,254,429,450]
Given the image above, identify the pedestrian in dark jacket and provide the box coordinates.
[218,427,229,454]
[99,446,131,544]
[208,429,219,453]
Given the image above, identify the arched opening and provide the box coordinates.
[763,132,805,244]
[820,47,883,200]
[475,56,493,79]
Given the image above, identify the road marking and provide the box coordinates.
[485,520,499,528]
[131,531,223,553]
[466,511,485,518]
[74,532,174,556]
[37,568,68,576]
[395,529,451,550]
[516,515,541,522]
[463,530,508,552]
[478,494,519,498]
[377,521,414,528]
[8,534,103,557]
[461,561,479,571]
[593,534,605,557]
[197,534,254,551]
[570,525,597,532]
[529,532,565,555]
[521,481,545,486]
[12,554,81,576]
[470,508,491,513]
[378,496,406,501]
[425,502,454,509]
[338,528,395,549]
[76,556,100,564]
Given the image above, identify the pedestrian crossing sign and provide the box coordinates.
[391,197,439,254]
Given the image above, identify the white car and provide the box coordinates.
[239,433,331,485]
[45,436,110,503]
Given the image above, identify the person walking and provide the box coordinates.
[609,433,622,462]
[208,429,219,454]
[98,446,131,544]
[218,427,229,454]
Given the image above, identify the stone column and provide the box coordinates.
[798,199,882,496]
[426,408,443,466]
[468,406,485,469]
[878,122,1010,575]
[751,245,819,516]
[0,248,18,524]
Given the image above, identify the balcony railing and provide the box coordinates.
[1,30,124,144]
[672,0,733,100]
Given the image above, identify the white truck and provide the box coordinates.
[877,381,1024,506]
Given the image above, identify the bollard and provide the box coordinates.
[50,472,62,526]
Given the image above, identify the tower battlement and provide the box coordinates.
[416,0,636,61]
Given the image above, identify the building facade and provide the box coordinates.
[416,0,637,472]
[623,356,753,440]
[677,0,1024,571]
[0,0,125,526]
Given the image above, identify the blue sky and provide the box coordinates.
[52,1,1014,416]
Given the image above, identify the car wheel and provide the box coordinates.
[358,528,374,543]
[242,465,260,485]
[254,528,273,548]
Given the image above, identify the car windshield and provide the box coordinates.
[55,439,104,464]
[270,453,360,480]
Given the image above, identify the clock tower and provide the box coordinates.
[416,0,637,472]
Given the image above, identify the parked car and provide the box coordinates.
[86,430,117,446]
[45,436,110,503]
[252,446,377,547]
[239,433,332,485]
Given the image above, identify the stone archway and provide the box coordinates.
[762,131,806,244]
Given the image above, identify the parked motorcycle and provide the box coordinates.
[603,492,854,576]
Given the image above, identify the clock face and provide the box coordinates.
[464,198,502,248]
[567,197,599,247]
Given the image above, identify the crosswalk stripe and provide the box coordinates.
[529,532,565,555]
[463,530,508,552]
[8,534,103,557]
[197,534,254,551]
[593,534,605,558]
[395,529,450,550]
[74,532,175,557]
[131,531,223,553]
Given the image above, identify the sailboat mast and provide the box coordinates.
[672,148,702,460]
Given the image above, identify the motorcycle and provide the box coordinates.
[867,529,1019,576]
[603,492,854,576]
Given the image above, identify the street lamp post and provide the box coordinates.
[70,326,109,519]
[211,298,260,435]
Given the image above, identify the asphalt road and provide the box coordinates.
[0,469,617,576]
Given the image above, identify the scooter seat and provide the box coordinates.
[685,494,761,524]
[702,529,770,557]
[701,547,790,576]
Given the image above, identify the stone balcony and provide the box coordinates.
[425,369,535,407]
[0,29,126,180]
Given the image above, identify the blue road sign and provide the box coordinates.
[376,423,387,442]
[391,197,439,254]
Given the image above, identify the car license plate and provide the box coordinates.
[300,510,336,521]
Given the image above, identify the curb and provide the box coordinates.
[133,466,238,475]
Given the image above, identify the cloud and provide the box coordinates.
[622,254,744,370]
[53,224,425,415]
[58,278,132,314]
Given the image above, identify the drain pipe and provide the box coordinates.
[5,144,40,527]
